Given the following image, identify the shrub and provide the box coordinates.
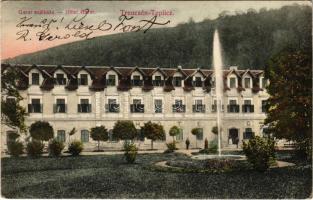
[204,138,209,149]
[7,141,24,157]
[90,126,109,151]
[243,136,276,172]
[209,139,218,153]
[48,139,65,156]
[112,121,137,141]
[164,142,177,153]
[123,141,138,164]
[169,126,180,142]
[68,140,83,156]
[29,121,54,142]
[141,121,166,149]
[26,140,44,157]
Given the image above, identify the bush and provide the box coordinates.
[164,141,177,153]
[243,136,276,172]
[48,139,65,156]
[68,140,83,156]
[7,141,24,157]
[123,141,138,164]
[26,140,44,157]
[209,139,218,153]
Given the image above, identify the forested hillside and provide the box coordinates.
[4,5,311,69]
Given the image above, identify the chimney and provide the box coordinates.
[177,65,182,70]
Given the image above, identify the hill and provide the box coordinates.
[4,4,311,69]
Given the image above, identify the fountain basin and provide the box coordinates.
[191,154,245,160]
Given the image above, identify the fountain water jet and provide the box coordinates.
[213,29,223,157]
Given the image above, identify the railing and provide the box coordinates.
[53,104,67,113]
[227,105,240,113]
[106,79,116,86]
[192,104,206,113]
[152,80,164,86]
[105,104,120,113]
[172,104,186,113]
[131,80,143,86]
[193,81,203,87]
[130,104,144,113]
[28,104,42,113]
[54,78,66,85]
[77,104,92,113]
[242,105,254,113]
[154,105,163,113]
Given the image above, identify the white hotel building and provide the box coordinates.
[1,64,270,150]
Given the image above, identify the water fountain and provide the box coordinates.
[191,29,244,160]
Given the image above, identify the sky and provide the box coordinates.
[1,1,311,59]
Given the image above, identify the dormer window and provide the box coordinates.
[260,77,267,89]
[32,73,39,85]
[132,75,143,86]
[56,73,66,85]
[153,76,163,86]
[107,75,116,86]
[244,77,251,88]
[79,74,88,85]
[229,77,236,88]
[173,76,182,87]
[194,77,202,87]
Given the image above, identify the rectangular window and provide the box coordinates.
[55,98,66,113]
[194,77,202,87]
[195,100,202,105]
[79,74,88,85]
[107,75,116,86]
[81,130,89,143]
[175,128,183,141]
[57,130,66,143]
[244,78,251,88]
[193,100,205,113]
[262,100,267,113]
[29,99,41,113]
[133,99,141,104]
[106,99,119,113]
[132,75,142,86]
[154,99,162,113]
[32,73,39,85]
[229,100,237,105]
[173,100,185,113]
[153,76,163,86]
[173,77,182,87]
[244,128,254,139]
[244,100,251,105]
[130,99,144,113]
[78,99,91,113]
[229,77,236,88]
[175,99,183,105]
[56,74,66,85]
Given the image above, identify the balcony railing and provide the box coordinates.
[53,104,67,113]
[193,104,206,113]
[131,80,143,87]
[54,78,66,85]
[172,104,186,113]
[105,104,120,113]
[154,105,163,113]
[28,104,42,113]
[193,81,203,87]
[152,80,164,87]
[242,105,254,113]
[130,104,144,113]
[227,104,240,113]
[77,104,92,113]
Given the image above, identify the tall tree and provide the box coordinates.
[265,50,312,160]
[112,121,137,142]
[169,126,180,142]
[1,67,27,133]
[29,121,54,144]
[90,126,109,151]
[141,121,165,149]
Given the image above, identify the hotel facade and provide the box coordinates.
[1,64,270,150]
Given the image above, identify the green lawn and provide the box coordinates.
[1,153,312,198]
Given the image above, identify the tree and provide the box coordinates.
[68,127,77,144]
[29,121,54,143]
[169,126,180,142]
[90,126,109,151]
[112,121,137,142]
[191,128,201,148]
[265,50,312,160]
[212,126,218,135]
[1,67,27,133]
[141,121,165,149]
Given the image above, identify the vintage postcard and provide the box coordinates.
[1,1,312,199]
